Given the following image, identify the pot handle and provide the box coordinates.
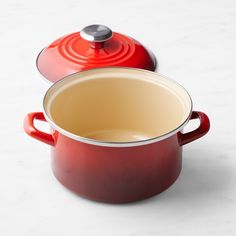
[179,111,210,146]
[24,112,55,146]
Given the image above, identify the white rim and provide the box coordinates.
[42,67,193,147]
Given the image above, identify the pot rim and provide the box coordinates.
[42,67,193,147]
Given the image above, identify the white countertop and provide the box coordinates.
[1,0,236,235]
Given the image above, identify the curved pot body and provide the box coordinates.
[24,68,210,203]
[52,132,182,203]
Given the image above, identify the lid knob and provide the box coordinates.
[80,24,113,48]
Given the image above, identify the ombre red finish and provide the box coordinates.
[24,111,210,203]
[37,32,156,83]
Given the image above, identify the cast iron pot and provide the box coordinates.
[24,67,210,203]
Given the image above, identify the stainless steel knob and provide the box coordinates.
[80,24,113,43]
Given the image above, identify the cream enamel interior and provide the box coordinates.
[44,68,192,144]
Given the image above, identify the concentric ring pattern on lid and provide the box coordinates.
[37,24,157,83]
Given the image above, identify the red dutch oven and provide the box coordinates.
[36,24,157,83]
[24,67,210,203]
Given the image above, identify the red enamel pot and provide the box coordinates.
[24,67,210,203]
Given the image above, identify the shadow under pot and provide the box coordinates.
[24,67,210,203]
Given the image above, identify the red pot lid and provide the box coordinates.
[37,24,157,83]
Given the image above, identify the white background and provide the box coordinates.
[1,0,236,235]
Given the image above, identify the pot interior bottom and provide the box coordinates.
[83,129,153,142]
